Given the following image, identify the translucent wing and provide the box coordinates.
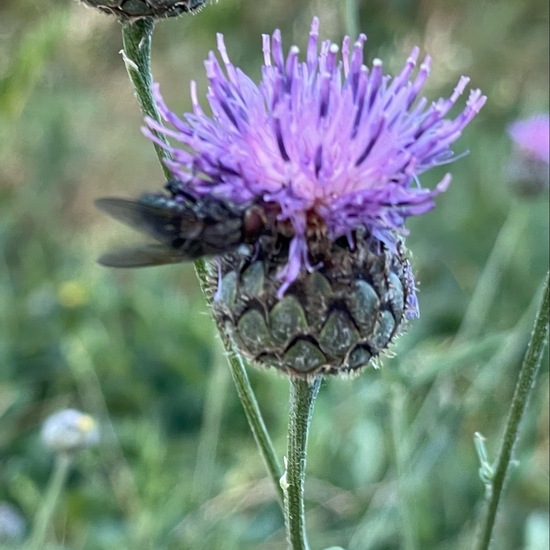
[95,197,197,243]
[97,243,186,268]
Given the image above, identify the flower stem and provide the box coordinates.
[119,18,283,510]
[283,376,321,550]
[226,352,285,507]
[390,386,417,550]
[474,270,549,550]
[121,18,172,180]
[26,453,72,550]
[342,0,359,39]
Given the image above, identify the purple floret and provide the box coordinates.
[144,17,486,292]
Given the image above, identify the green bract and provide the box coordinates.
[209,234,414,378]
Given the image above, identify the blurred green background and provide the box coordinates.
[0,0,548,548]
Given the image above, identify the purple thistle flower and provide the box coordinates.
[144,17,486,295]
[506,114,549,196]
[508,114,550,165]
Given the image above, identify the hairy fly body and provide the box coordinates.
[96,182,278,267]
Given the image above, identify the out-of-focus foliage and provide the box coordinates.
[0,0,548,549]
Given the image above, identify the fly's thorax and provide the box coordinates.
[140,191,249,257]
[207,232,415,378]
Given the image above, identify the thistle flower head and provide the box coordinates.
[145,17,486,295]
[507,114,549,196]
[508,114,550,165]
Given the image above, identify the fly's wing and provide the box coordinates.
[97,243,186,268]
[95,197,198,243]
[96,196,193,267]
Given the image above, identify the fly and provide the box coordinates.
[95,182,278,267]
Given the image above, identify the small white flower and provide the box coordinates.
[41,408,99,454]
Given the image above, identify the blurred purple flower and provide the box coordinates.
[145,18,486,292]
[508,114,550,165]
[506,114,549,196]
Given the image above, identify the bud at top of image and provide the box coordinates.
[79,0,206,20]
